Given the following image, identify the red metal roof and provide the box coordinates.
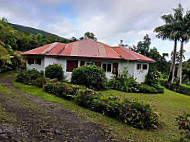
[22,39,155,62]
[112,46,155,63]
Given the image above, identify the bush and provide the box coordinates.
[71,65,107,90]
[108,69,139,92]
[138,84,158,94]
[119,99,159,129]
[75,89,101,110]
[178,84,190,96]
[35,77,46,88]
[45,64,64,81]
[16,69,41,85]
[160,79,190,96]
[75,90,159,129]
[176,113,190,141]
[43,80,85,100]
[145,66,162,86]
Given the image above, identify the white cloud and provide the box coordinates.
[0,0,190,59]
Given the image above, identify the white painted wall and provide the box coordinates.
[118,61,149,83]
[26,58,44,72]
[26,56,150,83]
[133,63,149,83]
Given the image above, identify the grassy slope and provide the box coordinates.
[99,89,190,141]
[12,79,190,141]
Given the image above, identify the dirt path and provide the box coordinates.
[0,74,115,142]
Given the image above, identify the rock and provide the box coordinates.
[54,129,64,135]
[40,129,49,133]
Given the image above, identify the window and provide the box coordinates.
[35,59,41,65]
[102,63,112,72]
[143,64,148,70]
[80,61,85,66]
[86,62,94,66]
[137,64,141,70]
[28,58,34,65]
[66,60,78,72]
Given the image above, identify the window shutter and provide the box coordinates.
[95,62,101,67]
[66,60,78,72]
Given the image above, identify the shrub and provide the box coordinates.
[75,90,159,129]
[45,64,64,81]
[160,79,190,96]
[75,89,101,110]
[16,69,41,85]
[71,65,107,90]
[35,77,46,88]
[43,80,85,100]
[108,69,139,92]
[145,66,162,86]
[119,99,159,129]
[176,113,190,141]
[160,79,167,87]
[138,84,158,94]
[178,84,190,96]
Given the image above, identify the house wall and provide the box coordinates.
[25,56,149,83]
[118,61,149,83]
[133,62,149,83]
[26,57,44,72]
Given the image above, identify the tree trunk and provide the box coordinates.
[167,39,177,89]
[175,40,184,91]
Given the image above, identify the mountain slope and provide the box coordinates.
[11,23,67,40]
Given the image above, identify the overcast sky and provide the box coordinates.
[0,0,190,60]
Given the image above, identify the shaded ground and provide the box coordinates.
[0,73,115,142]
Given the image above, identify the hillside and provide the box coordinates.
[11,23,68,40]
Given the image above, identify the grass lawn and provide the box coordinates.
[12,77,190,141]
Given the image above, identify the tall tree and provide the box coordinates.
[84,32,97,41]
[154,4,183,89]
[176,9,190,88]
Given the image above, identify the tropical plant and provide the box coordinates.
[154,4,183,89]
[175,9,190,90]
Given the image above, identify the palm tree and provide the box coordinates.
[154,4,183,89]
[176,10,190,89]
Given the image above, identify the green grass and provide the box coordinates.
[0,83,15,125]
[99,89,190,141]
[12,79,190,141]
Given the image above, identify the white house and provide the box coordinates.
[22,39,155,83]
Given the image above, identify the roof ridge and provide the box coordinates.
[41,42,58,54]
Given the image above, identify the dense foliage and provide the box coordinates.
[108,69,139,92]
[16,70,159,129]
[176,113,190,141]
[108,69,164,94]
[71,65,107,90]
[45,64,64,81]
[127,34,170,76]
[16,69,42,85]
[160,79,190,96]
[75,90,159,129]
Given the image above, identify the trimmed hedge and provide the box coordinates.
[160,79,190,96]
